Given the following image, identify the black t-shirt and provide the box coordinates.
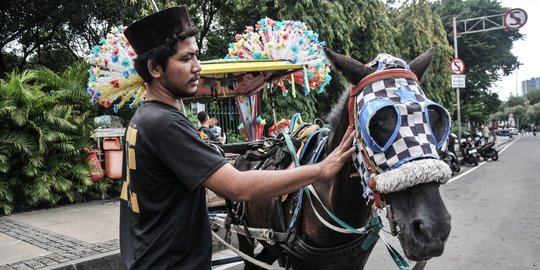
[120,100,226,269]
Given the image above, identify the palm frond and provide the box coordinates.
[11,108,30,127]
[0,132,37,155]
[0,100,16,118]
[42,130,68,142]
[43,113,78,131]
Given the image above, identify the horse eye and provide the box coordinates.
[428,105,448,142]
[369,106,398,147]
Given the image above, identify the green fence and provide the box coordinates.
[207,98,241,136]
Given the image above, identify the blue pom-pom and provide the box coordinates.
[123,71,130,78]
[111,55,119,63]
[113,104,118,113]
[92,46,100,56]
[121,58,130,67]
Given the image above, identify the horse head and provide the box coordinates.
[325,48,452,261]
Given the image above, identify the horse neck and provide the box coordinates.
[313,95,371,229]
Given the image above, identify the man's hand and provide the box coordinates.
[317,125,356,180]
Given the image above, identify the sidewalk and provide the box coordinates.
[0,135,517,270]
[0,200,231,270]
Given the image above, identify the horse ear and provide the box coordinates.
[408,48,435,81]
[324,48,375,85]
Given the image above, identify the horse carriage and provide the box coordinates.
[87,19,453,270]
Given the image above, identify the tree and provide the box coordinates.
[0,0,141,76]
[524,103,540,126]
[506,95,527,107]
[525,89,540,105]
[434,0,522,122]
[392,0,455,111]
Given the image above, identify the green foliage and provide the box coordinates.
[392,1,455,112]
[525,89,540,105]
[0,0,141,76]
[225,131,247,144]
[435,0,521,123]
[0,65,118,215]
[260,85,318,126]
[524,103,540,126]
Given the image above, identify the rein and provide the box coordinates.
[282,132,418,270]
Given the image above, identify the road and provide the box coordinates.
[214,134,540,270]
[367,134,540,269]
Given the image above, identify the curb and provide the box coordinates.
[41,251,122,270]
[37,236,229,270]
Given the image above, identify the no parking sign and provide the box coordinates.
[450,58,465,75]
[504,8,528,30]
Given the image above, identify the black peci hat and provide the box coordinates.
[124,5,193,55]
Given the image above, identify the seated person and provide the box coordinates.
[197,111,219,143]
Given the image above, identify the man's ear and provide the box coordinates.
[147,59,162,79]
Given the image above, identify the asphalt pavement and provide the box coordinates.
[0,135,516,270]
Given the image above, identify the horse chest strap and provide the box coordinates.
[281,233,373,263]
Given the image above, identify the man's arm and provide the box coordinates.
[203,126,355,201]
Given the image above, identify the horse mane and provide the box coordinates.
[325,87,351,143]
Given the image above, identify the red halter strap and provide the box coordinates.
[347,69,418,126]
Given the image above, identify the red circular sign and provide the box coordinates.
[504,8,528,30]
[450,58,465,75]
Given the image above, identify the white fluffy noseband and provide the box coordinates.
[374,159,451,193]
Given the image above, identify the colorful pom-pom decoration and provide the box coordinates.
[85,25,144,110]
[225,18,332,95]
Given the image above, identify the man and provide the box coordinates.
[120,6,355,270]
[482,126,490,144]
[197,111,219,142]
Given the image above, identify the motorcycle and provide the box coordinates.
[473,132,499,161]
[460,133,479,166]
[438,133,460,175]
[476,141,499,161]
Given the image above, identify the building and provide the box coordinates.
[521,77,540,96]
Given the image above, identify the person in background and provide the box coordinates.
[482,126,490,144]
[491,127,497,142]
[209,117,226,144]
[197,111,219,142]
[119,5,356,270]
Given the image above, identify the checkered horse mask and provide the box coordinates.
[325,48,452,197]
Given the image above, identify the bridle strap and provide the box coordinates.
[347,69,419,126]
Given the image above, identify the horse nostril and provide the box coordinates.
[411,219,426,236]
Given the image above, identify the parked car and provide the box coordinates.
[497,129,513,137]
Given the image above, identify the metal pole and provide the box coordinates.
[515,70,518,96]
[150,0,160,12]
[453,17,462,141]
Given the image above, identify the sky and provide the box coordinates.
[492,0,539,100]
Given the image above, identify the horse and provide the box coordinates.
[230,48,452,270]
